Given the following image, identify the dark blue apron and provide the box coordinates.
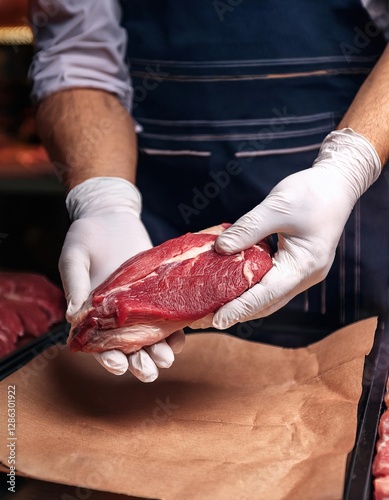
[120,0,389,344]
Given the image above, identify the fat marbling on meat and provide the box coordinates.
[68,224,273,354]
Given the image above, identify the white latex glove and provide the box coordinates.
[213,128,382,329]
[59,177,185,382]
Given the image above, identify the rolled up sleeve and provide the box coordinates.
[362,0,389,40]
[29,0,133,111]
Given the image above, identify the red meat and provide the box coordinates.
[375,475,389,500]
[0,272,65,357]
[373,383,389,499]
[374,411,389,478]
[68,224,273,354]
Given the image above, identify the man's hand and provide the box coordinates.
[60,177,185,381]
[35,90,184,382]
[213,129,381,329]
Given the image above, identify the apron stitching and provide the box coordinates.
[141,125,332,142]
[131,68,371,82]
[137,112,335,127]
[129,55,379,68]
[331,111,336,130]
[140,148,211,157]
[321,280,327,315]
[339,232,346,325]
[354,202,361,321]
[235,143,321,157]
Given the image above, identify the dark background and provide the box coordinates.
[0,1,68,285]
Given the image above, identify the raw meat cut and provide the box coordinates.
[0,272,65,357]
[373,380,389,499]
[68,224,273,354]
[375,477,389,500]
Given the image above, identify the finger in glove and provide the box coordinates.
[145,340,175,368]
[127,349,159,383]
[93,350,129,376]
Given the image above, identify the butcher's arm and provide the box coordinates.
[30,0,136,189]
[213,45,388,329]
[36,88,137,189]
[338,43,389,165]
[30,0,185,381]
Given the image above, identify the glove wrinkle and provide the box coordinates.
[93,351,128,376]
[128,350,159,383]
[146,340,175,368]
[214,129,381,329]
[60,177,182,383]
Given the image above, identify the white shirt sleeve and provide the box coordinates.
[29,0,133,111]
[362,0,389,40]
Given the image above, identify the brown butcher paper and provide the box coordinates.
[0,317,377,500]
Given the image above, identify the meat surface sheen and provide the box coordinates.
[375,476,389,500]
[68,224,273,354]
[374,381,389,499]
[0,272,65,357]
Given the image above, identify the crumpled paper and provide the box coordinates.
[0,317,377,500]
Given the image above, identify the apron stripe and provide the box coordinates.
[140,148,211,156]
[235,143,321,157]
[321,280,327,315]
[129,55,379,68]
[131,68,371,82]
[339,232,346,325]
[142,125,332,142]
[138,112,334,127]
[122,0,388,331]
[354,201,361,321]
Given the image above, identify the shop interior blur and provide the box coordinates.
[0,0,68,285]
